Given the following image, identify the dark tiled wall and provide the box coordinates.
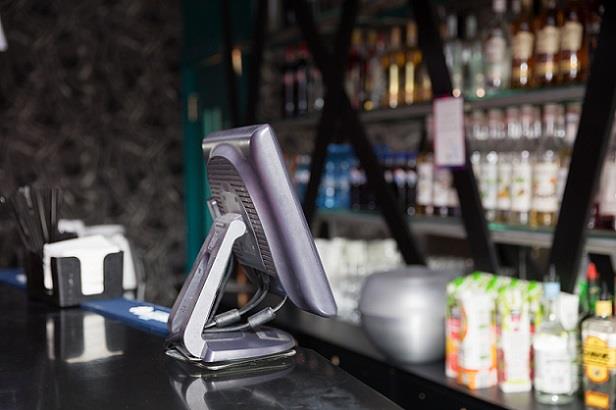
[0,0,183,305]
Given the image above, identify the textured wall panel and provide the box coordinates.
[0,0,183,306]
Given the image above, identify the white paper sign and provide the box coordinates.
[0,14,6,51]
[434,97,465,167]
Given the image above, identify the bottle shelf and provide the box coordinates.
[315,209,616,255]
[268,85,585,129]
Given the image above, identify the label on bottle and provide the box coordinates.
[511,162,532,212]
[512,31,534,60]
[497,162,512,211]
[560,21,583,52]
[536,26,560,54]
[532,162,559,212]
[417,161,433,206]
[433,168,451,207]
[534,334,573,394]
[480,162,498,210]
[600,162,616,215]
[582,331,616,409]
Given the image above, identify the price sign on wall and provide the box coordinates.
[433,96,465,168]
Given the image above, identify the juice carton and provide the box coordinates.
[446,276,467,378]
[497,279,532,392]
[457,286,498,389]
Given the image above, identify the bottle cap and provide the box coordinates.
[587,262,598,281]
[595,300,613,317]
[544,282,560,298]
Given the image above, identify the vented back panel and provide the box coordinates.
[207,156,276,276]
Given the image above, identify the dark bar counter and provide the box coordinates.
[0,283,400,410]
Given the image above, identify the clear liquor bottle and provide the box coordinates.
[597,139,616,231]
[582,291,616,409]
[533,269,577,405]
[510,0,535,88]
[482,109,504,222]
[443,13,464,98]
[483,0,511,95]
[462,14,486,98]
[496,107,519,223]
[416,116,434,216]
[469,110,488,209]
[509,105,536,225]
[530,104,560,228]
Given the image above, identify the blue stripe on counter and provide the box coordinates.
[0,267,170,336]
[0,268,26,289]
[81,298,170,336]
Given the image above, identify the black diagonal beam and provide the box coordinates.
[221,0,240,126]
[410,0,499,273]
[549,3,616,292]
[245,0,268,125]
[293,0,425,265]
[297,0,358,223]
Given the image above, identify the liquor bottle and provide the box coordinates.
[308,54,324,113]
[365,30,387,111]
[534,0,562,87]
[386,26,405,109]
[559,0,587,84]
[597,142,616,231]
[552,104,568,204]
[350,156,364,210]
[582,288,616,409]
[586,0,604,65]
[433,167,452,218]
[530,104,560,228]
[533,268,577,405]
[346,29,365,110]
[483,0,511,95]
[295,44,310,116]
[496,108,518,223]
[510,105,535,226]
[293,155,311,203]
[405,153,418,216]
[482,109,504,222]
[403,21,422,105]
[416,117,434,216]
[363,30,378,111]
[469,110,487,204]
[443,13,464,97]
[510,0,535,88]
[463,14,486,98]
[282,47,296,117]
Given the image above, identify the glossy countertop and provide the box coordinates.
[0,283,400,409]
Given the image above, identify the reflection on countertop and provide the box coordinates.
[0,283,400,410]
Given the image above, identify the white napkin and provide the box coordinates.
[43,235,120,295]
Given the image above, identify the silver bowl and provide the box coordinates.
[359,266,457,364]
